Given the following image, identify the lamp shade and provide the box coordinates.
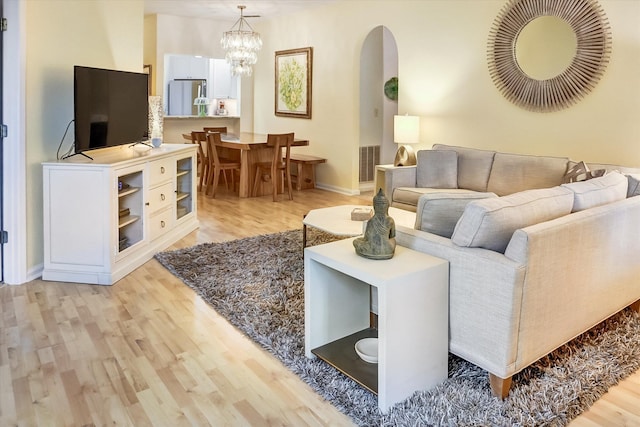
[394,115,420,144]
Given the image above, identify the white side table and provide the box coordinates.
[304,238,449,412]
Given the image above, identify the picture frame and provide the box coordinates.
[275,47,313,119]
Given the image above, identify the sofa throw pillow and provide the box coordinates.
[563,160,606,183]
[416,150,458,189]
[415,190,497,238]
[561,171,628,212]
[451,186,574,253]
[432,144,495,192]
[627,174,640,197]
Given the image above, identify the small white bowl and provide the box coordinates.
[355,337,378,363]
[132,144,152,156]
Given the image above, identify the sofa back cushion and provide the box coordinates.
[574,161,640,176]
[561,171,628,212]
[487,152,569,196]
[416,150,458,189]
[451,186,574,253]
[432,144,495,192]
[415,190,497,238]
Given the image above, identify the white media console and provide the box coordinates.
[42,144,199,285]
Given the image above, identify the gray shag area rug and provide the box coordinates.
[155,229,640,426]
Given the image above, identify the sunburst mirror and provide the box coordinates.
[487,0,612,112]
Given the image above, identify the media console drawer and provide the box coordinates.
[149,208,174,241]
[148,158,175,186]
[148,182,174,213]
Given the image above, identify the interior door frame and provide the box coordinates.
[0,0,4,282]
[2,0,28,285]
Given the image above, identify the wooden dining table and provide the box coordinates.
[216,132,309,198]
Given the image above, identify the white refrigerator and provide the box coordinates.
[167,79,207,116]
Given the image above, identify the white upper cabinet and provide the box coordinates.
[211,59,239,99]
[168,55,209,80]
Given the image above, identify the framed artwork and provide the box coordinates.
[275,47,313,119]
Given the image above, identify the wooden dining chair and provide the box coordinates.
[182,133,209,191]
[205,132,241,198]
[252,133,294,202]
[203,126,227,134]
[189,130,210,191]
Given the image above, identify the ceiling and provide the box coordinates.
[144,0,337,22]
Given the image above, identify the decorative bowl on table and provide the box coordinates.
[132,144,152,156]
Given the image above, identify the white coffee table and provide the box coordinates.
[304,238,449,412]
[302,205,416,247]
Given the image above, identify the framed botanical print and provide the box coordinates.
[275,47,313,119]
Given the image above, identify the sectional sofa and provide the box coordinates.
[380,144,640,398]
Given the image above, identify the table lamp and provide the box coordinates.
[394,114,420,166]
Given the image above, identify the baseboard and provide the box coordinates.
[315,183,361,196]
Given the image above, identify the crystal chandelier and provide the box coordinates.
[221,5,262,77]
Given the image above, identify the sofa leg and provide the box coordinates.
[489,373,512,399]
[630,299,640,313]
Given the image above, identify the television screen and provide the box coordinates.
[74,66,149,153]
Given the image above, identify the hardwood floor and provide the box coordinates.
[1,187,638,426]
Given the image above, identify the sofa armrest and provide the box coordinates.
[395,225,526,378]
[377,165,417,202]
[503,196,640,373]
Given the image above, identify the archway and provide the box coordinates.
[358,26,398,191]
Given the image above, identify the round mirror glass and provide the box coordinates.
[515,16,577,80]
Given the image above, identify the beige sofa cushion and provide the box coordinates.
[487,152,569,196]
[416,150,458,189]
[415,190,497,238]
[432,144,495,192]
[393,187,438,210]
[561,171,628,212]
[451,186,574,253]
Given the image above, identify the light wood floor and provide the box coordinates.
[1,187,639,426]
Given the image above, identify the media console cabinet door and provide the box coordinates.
[44,166,110,269]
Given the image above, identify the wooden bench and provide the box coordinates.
[289,154,327,190]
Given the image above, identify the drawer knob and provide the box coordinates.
[161,194,166,201]
[160,166,165,174]
[160,220,166,228]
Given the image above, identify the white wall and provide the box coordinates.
[22,0,143,275]
[359,26,398,180]
[252,0,640,194]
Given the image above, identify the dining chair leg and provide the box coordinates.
[272,164,278,202]
[222,170,230,190]
[198,163,207,191]
[252,167,261,197]
[204,166,213,196]
[285,168,293,200]
[208,168,221,198]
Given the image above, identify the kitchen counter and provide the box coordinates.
[163,116,240,143]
